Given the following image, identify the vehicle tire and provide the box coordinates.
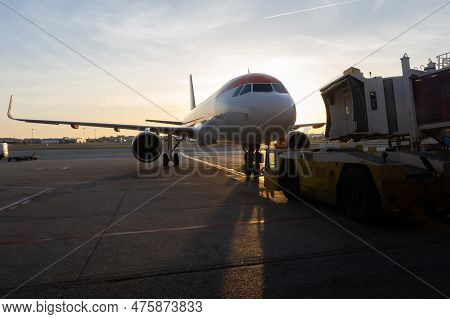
[339,166,381,223]
[173,153,180,167]
[162,154,169,167]
[279,159,300,201]
[288,132,310,150]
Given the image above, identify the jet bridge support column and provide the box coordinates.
[401,54,420,150]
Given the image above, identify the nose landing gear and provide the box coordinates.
[242,144,262,176]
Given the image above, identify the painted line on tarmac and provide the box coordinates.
[0,187,44,189]
[180,153,246,179]
[0,188,54,213]
[0,235,81,245]
[0,216,317,245]
[34,167,70,171]
[103,219,266,237]
[101,214,332,238]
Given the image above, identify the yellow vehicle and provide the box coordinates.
[264,147,450,223]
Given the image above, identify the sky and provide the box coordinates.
[0,0,449,138]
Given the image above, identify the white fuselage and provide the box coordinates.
[182,73,296,146]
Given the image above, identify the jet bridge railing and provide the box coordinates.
[436,52,450,70]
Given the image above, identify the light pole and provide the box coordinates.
[31,128,34,140]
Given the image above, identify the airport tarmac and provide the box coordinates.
[0,146,450,298]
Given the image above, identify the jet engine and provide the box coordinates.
[132,132,163,163]
[276,131,310,150]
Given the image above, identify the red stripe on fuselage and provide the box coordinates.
[216,73,282,96]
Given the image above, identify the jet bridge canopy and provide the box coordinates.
[321,74,369,140]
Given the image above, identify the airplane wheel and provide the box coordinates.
[243,152,253,175]
[173,153,180,167]
[163,154,169,167]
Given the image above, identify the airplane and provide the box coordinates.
[7,73,324,175]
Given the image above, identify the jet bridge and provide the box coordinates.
[321,53,450,148]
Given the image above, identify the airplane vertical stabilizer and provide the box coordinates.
[189,74,196,110]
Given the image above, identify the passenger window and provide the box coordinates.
[272,83,288,93]
[253,84,273,92]
[240,84,251,95]
[232,85,244,97]
[370,91,378,110]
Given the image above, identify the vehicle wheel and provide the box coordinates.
[339,166,381,223]
[162,154,169,167]
[173,153,180,167]
[8,158,12,162]
[279,159,300,201]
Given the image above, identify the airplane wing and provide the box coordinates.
[145,119,183,125]
[145,117,203,126]
[7,95,195,137]
[292,123,326,130]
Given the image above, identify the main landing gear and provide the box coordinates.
[163,133,181,168]
[242,144,263,176]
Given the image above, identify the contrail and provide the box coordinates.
[263,0,360,19]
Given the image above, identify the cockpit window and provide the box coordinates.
[232,85,244,97]
[253,84,273,92]
[272,83,288,93]
[240,84,252,96]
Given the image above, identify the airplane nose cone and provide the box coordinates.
[255,94,296,129]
